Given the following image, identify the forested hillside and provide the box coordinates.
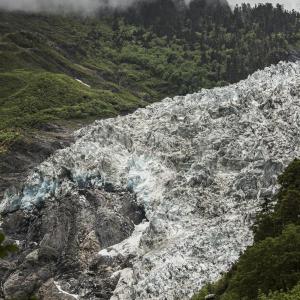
[0,0,299,154]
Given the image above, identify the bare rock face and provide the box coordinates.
[1,61,300,299]
[1,189,144,299]
[38,279,78,300]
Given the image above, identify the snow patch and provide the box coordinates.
[54,281,79,299]
[75,78,91,88]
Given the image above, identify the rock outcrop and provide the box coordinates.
[0,124,75,200]
[1,61,300,299]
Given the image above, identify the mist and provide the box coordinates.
[0,0,147,15]
[0,0,298,15]
[227,0,300,11]
[0,0,212,15]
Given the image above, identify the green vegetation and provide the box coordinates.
[0,233,18,258]
[0,70,139,127]
[192,159,300,300]
[258,282,300,300]
[0,0,299,153]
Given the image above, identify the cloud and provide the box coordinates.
[0,0,221,14]
[0,0,298,15]
[0,0,145,14]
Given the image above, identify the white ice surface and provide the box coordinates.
[1,61,300,299]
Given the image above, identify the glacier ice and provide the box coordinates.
[1,61,300,299]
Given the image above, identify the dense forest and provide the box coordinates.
[0,0,299,154]
[193,159,300,300]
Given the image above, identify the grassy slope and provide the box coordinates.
[0,12,215,153]
[0,13,161,152]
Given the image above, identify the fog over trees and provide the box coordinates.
[228,0,300,11]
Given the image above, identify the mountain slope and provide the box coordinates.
[0,2,299,153]
[1,2,299,208]
[0,61,299,299]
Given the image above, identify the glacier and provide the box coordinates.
[1,61,300,299]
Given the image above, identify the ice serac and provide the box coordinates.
[1,61,300,299]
